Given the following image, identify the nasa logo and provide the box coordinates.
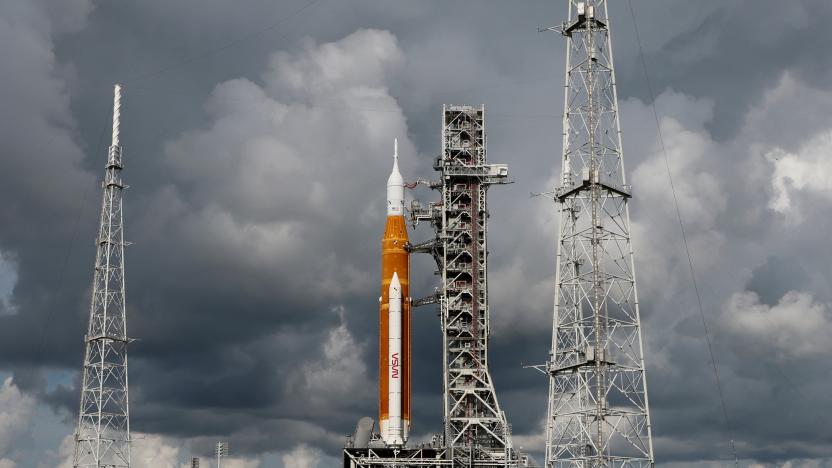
[391,352,400,379]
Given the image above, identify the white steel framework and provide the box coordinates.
[412,105,517,466]
[216,442,229,468]
[543,2,654,468]
[74,84,132,468]
[343,447,452,467]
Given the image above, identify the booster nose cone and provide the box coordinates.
[387,138,404,216]
[389,271,402,299]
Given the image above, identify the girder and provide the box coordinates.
[544,3,654,468]
[73,85,132,468]
[412,105,521,467]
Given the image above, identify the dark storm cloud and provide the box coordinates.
[0,0,97,370]
[617,0,832,140]
[1,1,832,466]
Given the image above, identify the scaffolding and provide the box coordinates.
[411,105,520,467]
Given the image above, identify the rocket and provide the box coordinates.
[379,139,410,446]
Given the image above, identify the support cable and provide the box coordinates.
[625,1,739,466]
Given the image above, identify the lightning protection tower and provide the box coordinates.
[216,441,229,468]
[73,84,132,467]
[412,105,517,466]
[542,2,654,467]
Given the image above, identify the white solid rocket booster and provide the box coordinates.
[387,271,404,446]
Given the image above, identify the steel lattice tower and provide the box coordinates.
[412,105,517,466]
[74,84,132,468]
[543,2,654,467]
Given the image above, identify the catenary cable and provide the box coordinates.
[625,1,740,466]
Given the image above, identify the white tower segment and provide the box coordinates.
[74,84,132,468]
[543,2,654,467]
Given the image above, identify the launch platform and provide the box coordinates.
[343,448,451,468]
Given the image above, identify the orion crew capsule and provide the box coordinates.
[379,139,411,446]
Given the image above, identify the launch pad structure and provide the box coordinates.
[411,106,515,466]
[344,105,527,467]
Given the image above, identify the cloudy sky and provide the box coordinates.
[0,0,831,466]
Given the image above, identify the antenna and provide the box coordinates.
[73,84,132,467]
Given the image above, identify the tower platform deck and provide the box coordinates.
[343,447,451,467]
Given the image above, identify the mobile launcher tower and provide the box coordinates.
[343,106,531,468]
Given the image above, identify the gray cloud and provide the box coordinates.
[0,378,35,463]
